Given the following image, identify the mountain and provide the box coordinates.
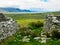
[0,7,53,12]
[0,7,32,12]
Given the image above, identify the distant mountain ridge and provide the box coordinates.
[0,7,32,12]
[0,7,53,12]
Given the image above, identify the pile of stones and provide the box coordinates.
[0,13,19,42]
[44,14,60,31]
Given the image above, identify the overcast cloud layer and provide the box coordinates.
[0,0,60,11]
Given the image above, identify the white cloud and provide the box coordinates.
[41,0,60,11]
[0,0,41,9]
[0,0,60,11]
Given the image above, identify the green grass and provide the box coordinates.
[5,13,45,20]
[17,19,44,25]
[46,39,60,45]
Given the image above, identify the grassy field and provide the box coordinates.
[0,12,60,45]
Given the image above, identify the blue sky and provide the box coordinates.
[41,0,48,2]
[0,0,60,11]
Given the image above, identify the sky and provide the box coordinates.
[0,0,60,11]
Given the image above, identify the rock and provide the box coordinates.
[34,37,40,40]
[44,15,60,31]
[0,13,19,42]
[41,38,46,43]
[41,39,46,43]
[22,36,30,42]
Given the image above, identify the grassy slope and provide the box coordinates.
[5,13,45,20]
[5,13,45,25]
[5,11,60,20]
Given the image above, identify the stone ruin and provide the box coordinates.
[44,14,60,32]
[0,13,19,42]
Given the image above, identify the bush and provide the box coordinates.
[29,30,41,37]
[45,31,51,38]
[51,30,60,39]
[29,21,43,29]
[46,30,60,39]
[18,21,43,37]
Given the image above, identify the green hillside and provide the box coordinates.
[5,11,60,20]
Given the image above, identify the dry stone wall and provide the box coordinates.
[0,13,19,42]
[44,15,60,32]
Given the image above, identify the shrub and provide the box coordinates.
[45,31,51,38]
[51,30,60,39]
[29,21,43,29]
[45,29,60,39]
[29,30,41,37]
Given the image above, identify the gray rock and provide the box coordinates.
[0,13,19,42]
[44,14,60,31]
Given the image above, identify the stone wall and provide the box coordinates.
[44,15,60,31]
[0,13,19,42]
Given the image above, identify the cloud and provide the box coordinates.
[0,0,41,9]
[42,0,60,11]
[0,0,60,11]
